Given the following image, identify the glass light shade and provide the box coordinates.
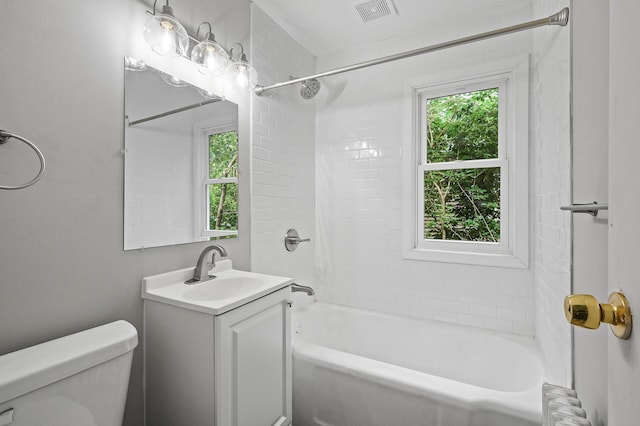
[143,13,189,57]
[191,39,229,76]
[227,59,257,91]
[197,87,222,100]
[124,57,147,71]
[160,72,188,87]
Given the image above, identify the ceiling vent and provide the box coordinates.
[354,0,396,23]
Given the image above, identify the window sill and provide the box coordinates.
[203,230,238,238]
[403,247,528,269]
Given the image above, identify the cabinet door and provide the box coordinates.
[215,288,292,426]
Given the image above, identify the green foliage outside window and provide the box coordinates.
[424,88,501,242]
[209,131,238,231]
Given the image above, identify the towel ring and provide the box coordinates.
[0,130,46,190]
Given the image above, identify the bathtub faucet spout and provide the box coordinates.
[291,283,315,296]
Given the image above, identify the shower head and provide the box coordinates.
[300,78,321,99]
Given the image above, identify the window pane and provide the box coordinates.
[208,182,238,231]
[423,167,500,242]
[426,88,499,162]
[209,131,238,179]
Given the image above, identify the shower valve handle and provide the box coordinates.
[564,292,632,339]
[287,236,311,243]
[284,229,311,252]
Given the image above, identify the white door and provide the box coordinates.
[571,0,609,424]
[572,1,640,425]
[606,1,640,424]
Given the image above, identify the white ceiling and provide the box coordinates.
[252,0,533,57]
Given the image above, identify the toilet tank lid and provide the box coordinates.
[0,320,138,404]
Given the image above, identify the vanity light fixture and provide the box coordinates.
[191,22,229,76]
[227,44,257,91]
[142,3,260,94]
[143,0,189,57]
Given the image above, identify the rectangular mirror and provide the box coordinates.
[124,59,239,250]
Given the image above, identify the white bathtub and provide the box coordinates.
[292,303,547,426]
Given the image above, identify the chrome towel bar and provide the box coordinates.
[0,130,46,190]
[560,202,608,217]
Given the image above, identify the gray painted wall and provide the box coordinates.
[0,1,251,424]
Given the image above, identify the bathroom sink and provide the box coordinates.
[183,276,264,301]
[142,259,293,315]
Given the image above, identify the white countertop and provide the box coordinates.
[142,259,294,315]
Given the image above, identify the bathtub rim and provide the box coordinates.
[292,302,547,424]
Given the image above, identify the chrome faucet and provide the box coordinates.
[186,245,228,284]
[291,283,315,296]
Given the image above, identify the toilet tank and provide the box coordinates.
[0,320,138,426]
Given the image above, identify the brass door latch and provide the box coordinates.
[564,292,632,339]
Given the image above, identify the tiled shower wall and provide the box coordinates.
[249,3,572,386]
[249,5,316,287]
[532,0,572,386]
[314,6,537,335]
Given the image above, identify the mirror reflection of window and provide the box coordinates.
[204,126,238,238]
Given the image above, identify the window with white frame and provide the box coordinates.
[196,123,239,239]
[405,59,529,268]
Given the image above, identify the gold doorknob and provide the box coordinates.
[564,292,632,339]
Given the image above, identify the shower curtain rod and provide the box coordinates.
[127,98,221,127]
[254,7,569,96]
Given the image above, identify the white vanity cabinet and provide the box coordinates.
[144,284,292,426]
[215,288,292,426]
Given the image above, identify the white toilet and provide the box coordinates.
[0,320,138,426]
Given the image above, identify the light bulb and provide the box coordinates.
[225,44,258,92]
[191,37,229,76]
[143,5,188,57]
[235,66,249,89]
[160,28,174,55]
[205,48,226,72]
[227,59,257,91]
